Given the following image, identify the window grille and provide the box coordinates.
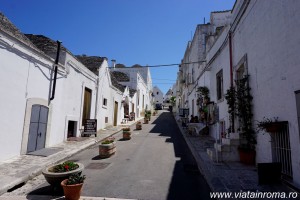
[271,122,293,178]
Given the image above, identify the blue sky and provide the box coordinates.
[0,0,235,94]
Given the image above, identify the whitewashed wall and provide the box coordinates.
[56,53,98,144]
[97,59,115,128]
[230,0,300,184]
[0,32,55,161]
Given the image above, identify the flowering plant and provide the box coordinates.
[101,136,115,144]
[50,161,79,173]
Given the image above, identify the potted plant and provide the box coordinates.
[225,75,256,165]
[144,110,151,123]
[256,117,283,133]
[122,127,131,140]
[146,110,151,120]
[99,136,116,158]
[152,110,157,116]
[136,121,142,130]
[42,161,84,187]
[61,172,86,200]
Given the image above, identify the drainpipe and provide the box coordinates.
[229,31,235,132]
[50,41,62,101]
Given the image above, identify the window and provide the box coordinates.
[103,98,107,107]
[216,69,223,100]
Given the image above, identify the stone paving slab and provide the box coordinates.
[174,114,300,199]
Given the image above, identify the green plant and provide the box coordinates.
[122,127,131,131]
[145,110,151,120]
[225,86,236,132]
[197,86,210,99]
[170,96,176,106]
[256,117,280,132]
[101,136,115,144]
[235,75,256,150]
[66,173,86,185]
[50,161,79,173]
[196,86,210,122]
[145,110,152,115]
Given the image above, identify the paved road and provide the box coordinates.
[7,111,212,200]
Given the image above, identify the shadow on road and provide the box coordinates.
[149,111,212,200]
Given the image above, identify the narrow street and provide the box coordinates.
[5,110,211,200]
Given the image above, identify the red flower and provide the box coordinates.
[64,165,69,171]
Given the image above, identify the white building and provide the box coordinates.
[177,0,300,187]
[75,55,127,128]
[0,14,101,161]
[111,63,153,117]
[163,88,174,109]
[152,86,164,105]
[0,13,133,162]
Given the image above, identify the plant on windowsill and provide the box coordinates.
[256,117,283,133]
[61,172,86,200]
[42,161,84,187]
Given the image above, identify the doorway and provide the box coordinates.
[82,87,92,124]
[67,121,77,138]
[27,105,48,153]
[114,101,118,126]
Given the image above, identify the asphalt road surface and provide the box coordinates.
[13,110,212,200]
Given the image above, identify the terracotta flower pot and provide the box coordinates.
[61,179,83,200]
[238,149,256,165]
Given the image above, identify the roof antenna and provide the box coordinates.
[204,17,205,24]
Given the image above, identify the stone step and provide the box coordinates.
[220,148,240,162]
[208,146,240,162]
[207,148,222,162]
[214,143,231,152]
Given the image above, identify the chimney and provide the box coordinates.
[111,59,116,68]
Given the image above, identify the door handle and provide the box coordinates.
[38,132,42,137]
